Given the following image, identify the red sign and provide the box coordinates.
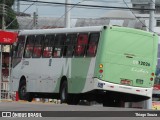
[0,30,18,44]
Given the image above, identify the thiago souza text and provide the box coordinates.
[135,112,158,117]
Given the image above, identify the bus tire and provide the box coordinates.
[18,80,33,102]
[60,81,68,103]
[27,93,33,102]
[18,80,26,100]
[60,81,80,105]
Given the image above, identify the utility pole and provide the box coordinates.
[17,0,20,13]
[65,0,71,28]
[2,0,6,30]
[33,12,38,29]
[145,0,155,109]
[149,0,155,32]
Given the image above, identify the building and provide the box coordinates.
[131,0,160,33]
[16,10,144,30]
[131,0,160,14]
[131,0,160,66]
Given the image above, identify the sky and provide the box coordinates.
[18,0,132,18]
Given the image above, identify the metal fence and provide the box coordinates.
[1,79,16,101]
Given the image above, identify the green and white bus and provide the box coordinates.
[11,26,158,107]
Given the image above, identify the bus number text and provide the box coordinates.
[138,61,150,66]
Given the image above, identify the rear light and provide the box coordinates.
[150,78,153,81]
[99,64,103,68]
[151,73,154,76]
[99,69,103,73]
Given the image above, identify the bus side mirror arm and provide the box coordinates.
[10,43,17,57]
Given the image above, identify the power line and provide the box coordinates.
[50,0,85,29]
[123,0,155,32]
[6,2,36,29]
[84,0,132,4]
[19,0,155,11]
[151,0,156,4]
[18,3,121,11]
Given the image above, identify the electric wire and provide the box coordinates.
[47,0,85,29]
[6,2,36,29]
[19,0,154,11]
[5,0,158,31]
[123,0,155,33]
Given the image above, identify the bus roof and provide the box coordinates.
[19,26,104,35]
[19,26,155,38]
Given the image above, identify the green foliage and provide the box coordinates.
[0,0,19,29]
[0,0,15,7]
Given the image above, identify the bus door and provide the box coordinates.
[11,36,25,91]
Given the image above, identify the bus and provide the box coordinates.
[11,26,158,107]
[153,67,160,98]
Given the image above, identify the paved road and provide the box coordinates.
[0,101,151,111]
[0,102,159,120]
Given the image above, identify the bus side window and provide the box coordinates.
[14,36,25,58]
[63,34,77,57]
[87,33,100,57]
[53,34,66,58]
[75,33,88,57]
[24,35,35,58]
[32,35,44,58]
[43,35,55,58]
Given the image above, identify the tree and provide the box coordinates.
[0,0,19,29]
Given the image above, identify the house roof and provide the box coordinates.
[101,10,136,19]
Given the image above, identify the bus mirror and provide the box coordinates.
[13,42,18,51]
[13,42,17,47]
[10,42,17,57]
[10,47,13,57]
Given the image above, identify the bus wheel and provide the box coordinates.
[27,93,33,102]
[18,80,33,102]
[60,81,79,105]
[60,81,68,103]
[18,80,27,100]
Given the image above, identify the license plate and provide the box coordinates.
[136,79,143,84]
[121,79,132,85]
